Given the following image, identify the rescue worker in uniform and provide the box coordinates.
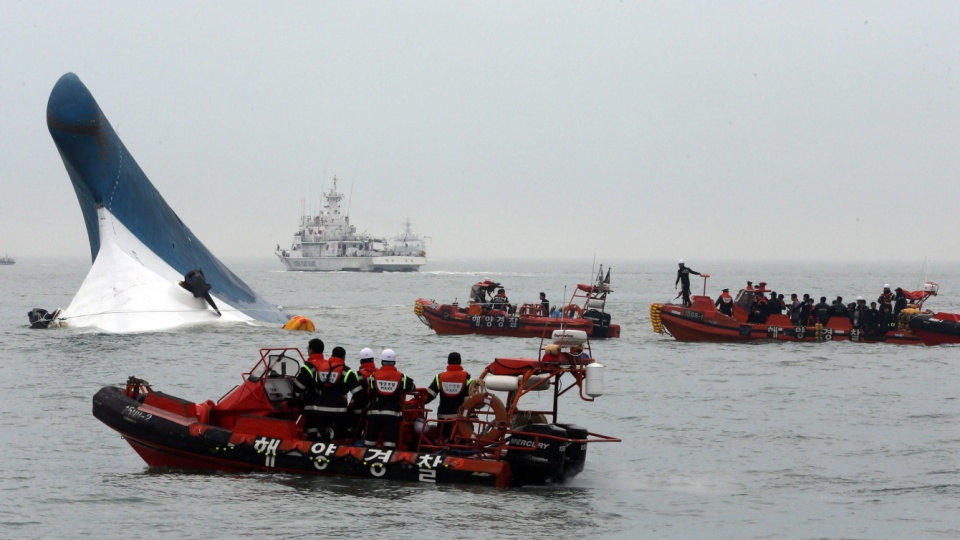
[363,349,415,449]
[357,347,378,379]
[675,259,702,307]
[894,288,907,317]
[315,346,364,441]
[851,297,866,329]
[539,292,550,317]
[878,284,895,312]
[350,347,378,435]
[491,288,509,311]
[814,296,831,325]
[293,338,326,440]
[765,291,783,318]
[831,296,848,318]
[715,288,734,316]
[425,352,473,441]
[799,294,813,325]
[865,301,881,338]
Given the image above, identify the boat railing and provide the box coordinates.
[413,417,621,457]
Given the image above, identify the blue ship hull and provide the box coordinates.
[46,73,286,327]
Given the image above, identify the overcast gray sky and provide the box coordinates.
[3,2,959,263]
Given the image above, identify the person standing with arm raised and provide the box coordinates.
[675,259,702,307]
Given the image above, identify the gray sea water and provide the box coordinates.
[1,257,959,539]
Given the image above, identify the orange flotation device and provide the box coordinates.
[282,315,316,332]
[456,392,508,443]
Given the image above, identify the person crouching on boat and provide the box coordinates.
[363,349,415,449]
[294,338,326,441]
[315,346,364,441]
[425,352,473,442]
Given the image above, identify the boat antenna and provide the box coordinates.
[916,257,929,290]
[345,161,359,217]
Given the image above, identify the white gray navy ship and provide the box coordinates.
[275,177,427,272]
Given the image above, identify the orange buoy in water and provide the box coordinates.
[282,315,315,332]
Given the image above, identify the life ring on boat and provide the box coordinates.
[456,392,508,442]
[563,304,583,318]
[519,305,534,316]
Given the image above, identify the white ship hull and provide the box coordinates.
[277,176,427,273]
[276,251,425,272]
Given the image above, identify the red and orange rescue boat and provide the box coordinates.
[93,338,619,487]
[415,266,620,338]
[651,283,939,344]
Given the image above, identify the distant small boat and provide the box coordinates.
[415,266,620,338]
[0,254,14,265]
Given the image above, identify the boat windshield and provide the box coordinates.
[735,289,754,314]
[248,350,303,382]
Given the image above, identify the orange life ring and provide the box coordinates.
[563,304,583,318]
[456,392,507,443]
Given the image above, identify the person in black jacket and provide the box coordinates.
[715,288,734,316]
[814,297,831,325]
[425,352,473,441]
[539,292,550,317]
[799,294,812,325]
[314,346,365,441]
[675,259,702,307]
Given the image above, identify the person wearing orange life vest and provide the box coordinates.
[293,338,326,441]
[357,347,377,379]
[363,349,415,449]
[314,346,364,441]
[877,284,895,311]
[715,288,734,316]
[425,352,473,441]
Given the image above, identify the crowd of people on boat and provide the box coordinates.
[717,282,916,337]
[293,338,472,449]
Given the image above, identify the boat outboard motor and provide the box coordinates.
[505,423,568,485]
[179,268,221,316]
[28,307,62,329]
[582,309,612,337]
[554,423,589,480]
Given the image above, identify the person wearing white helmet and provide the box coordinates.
[675,259,702,307]
[878,284,895,311]
[357,347,377,379]
[348,347,379,436]
[363,349,415,449]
